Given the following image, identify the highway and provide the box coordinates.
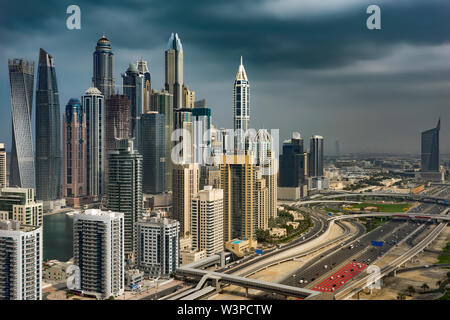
[217,208,329,275]
[282,186,449,296]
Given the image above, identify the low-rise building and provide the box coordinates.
[286,221,300,229]
[269,227,287,238]
[224,239,257,258]
[180,249,206,266]
[124,269,145,291]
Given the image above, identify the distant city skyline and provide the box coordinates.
[1,0,449,155]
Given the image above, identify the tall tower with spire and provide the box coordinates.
[35,48,62,205]
[164,32,184,109]
[93,34,115,99]
[233,56,250,151]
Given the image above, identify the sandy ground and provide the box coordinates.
[354,225,450,300]
[209,220,357,300]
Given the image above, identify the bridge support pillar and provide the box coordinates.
[394,269,397,277]
[245,287,248,297]
[357,291,360,300]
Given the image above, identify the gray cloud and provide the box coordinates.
[0,0,449,155]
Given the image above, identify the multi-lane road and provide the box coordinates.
[280,186,449,297]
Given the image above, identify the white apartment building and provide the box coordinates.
[135,217,180,277]
[73,209,124,299]
[0,220,42,300]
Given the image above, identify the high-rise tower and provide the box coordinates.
[421,118,440,172]
[122,62,144,142]
[35,49,62,206]
[107,139,142,255]
[233,57,250,151]
[93,34,114,99]
[8,59,35,189]
[83,87,105,198]
[308,135,324,177]
[164,33,184,109]
[62,98,87,208]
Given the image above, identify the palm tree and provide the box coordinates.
[397,292,406,300]
[436,280,442,288]
[407,286,415,296]
[421,283,429,293]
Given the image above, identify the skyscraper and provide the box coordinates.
[233,57,250,151]
[164,32,184,109]
[73,209,124,299]
[191,186,224,257]
[172,163,199,236]
[0,144,6,188]
[279,132,307,187]
[150,90,174,190]
[0,220,42,300]
[104,94,131,186]
[35,49,62,206]
[421,119,440,172]
[122,62,144,141]
[107,139,142,255]
[183,85,195,109]
[174,108,194,164]
[219,154,257,245]
[83,87,105,198]
[251,129,278,219]
[93,34,114,99]
[62,98,87,208]
[192,102,212,164]
[8,59,35,189]
[308,135,324,177]
[140,112,165,194]
[137,59,151,113]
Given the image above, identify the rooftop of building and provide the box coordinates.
[84,87,102,96]
[166,32,183,52]
[0,220,39,232]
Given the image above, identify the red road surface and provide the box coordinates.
[312,262,367,293]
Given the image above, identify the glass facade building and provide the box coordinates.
[308,135,324,177]
[107,139,142,255]
[35,49,62,202]
[279,133,307,187]
[93,34,114,99]
[8,59,36,189]
[151,90,174,190]
[421,119,440,172]
[122,62,144,142]
[139,112,165,194]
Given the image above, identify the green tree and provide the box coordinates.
[421,283,429,293]
[407,286,415,296]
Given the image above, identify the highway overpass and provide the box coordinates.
[321,192,449,206]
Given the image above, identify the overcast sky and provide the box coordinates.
[0,0,449,155]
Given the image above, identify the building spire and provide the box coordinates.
[235,56,248,81]
[437,117,441,131]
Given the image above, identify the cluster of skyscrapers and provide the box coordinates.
[1,29,445,300]
[2,29,330,300]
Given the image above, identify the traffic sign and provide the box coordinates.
[371,241,384,247]
[328,212,332,216]
[255,249,263,255]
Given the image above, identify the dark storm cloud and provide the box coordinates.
[0,0,449,154]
